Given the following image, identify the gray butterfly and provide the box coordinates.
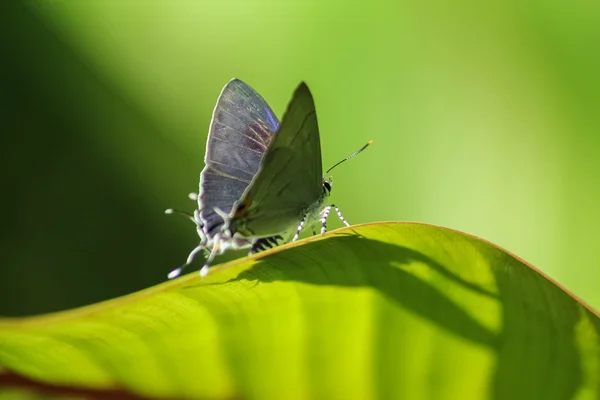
[167,79,370,278]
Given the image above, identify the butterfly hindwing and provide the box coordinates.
[199,79,280,236]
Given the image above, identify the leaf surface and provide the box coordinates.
[0,223,598,400]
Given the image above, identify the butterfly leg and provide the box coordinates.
[332,205,350,227]
[292,214,308,241]
[199,235,222,278]
[320,204,350,235]
[320,206,332,234]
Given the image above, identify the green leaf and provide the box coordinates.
[0,223,598,399]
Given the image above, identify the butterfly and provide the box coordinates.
[167,79,370,278]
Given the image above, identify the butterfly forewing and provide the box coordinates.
[227,82,324,238]
[199,79,280,236]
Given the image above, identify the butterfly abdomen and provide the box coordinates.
[250,235,284,254]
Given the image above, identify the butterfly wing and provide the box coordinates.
[227,82,324,238]
[199,79,280,236]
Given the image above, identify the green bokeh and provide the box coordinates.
[1,0,599,316]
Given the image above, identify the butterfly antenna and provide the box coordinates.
[324,140,373,177]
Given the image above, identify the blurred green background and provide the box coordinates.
[1,0,598,316]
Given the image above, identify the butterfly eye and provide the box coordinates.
[323,180,332,194]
